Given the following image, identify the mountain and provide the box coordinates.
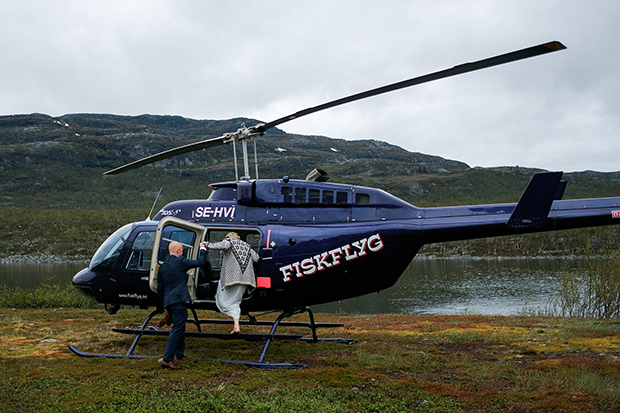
[1,113,620,210]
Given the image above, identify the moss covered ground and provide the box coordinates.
[2,309,620,412]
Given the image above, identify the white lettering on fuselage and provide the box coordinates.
[278,233,385,283]
[195,206,236,219]
[118,293,147,300]
[160,209,181,217]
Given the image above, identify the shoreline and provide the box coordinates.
[0,254,89,264]
[0,253,596,265]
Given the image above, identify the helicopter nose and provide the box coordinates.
[72,267,98,302]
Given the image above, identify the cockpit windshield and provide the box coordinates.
[89,223,133,273]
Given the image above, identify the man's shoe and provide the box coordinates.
[159,359,181,370]
[175,356,188,362]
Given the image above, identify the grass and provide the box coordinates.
[0,282,100,309]
[2,309,620,412]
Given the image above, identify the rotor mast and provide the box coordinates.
[223,123,261,180]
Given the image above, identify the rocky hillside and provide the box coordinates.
[1,113,619,209]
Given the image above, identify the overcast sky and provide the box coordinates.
[1,1,618,172]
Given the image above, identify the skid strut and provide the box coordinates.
[212,307,353,369]
[68,307,353,368]
[68,308,160,359]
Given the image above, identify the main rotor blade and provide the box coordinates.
[104,41,565,175]
[103,135,227,175]
[254,41,566,133]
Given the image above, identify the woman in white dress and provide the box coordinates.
[206,232,259,333]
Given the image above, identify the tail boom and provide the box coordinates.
[413,196,620,245]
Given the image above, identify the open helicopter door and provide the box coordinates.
[149,216,207,302]
[194,227,263,303]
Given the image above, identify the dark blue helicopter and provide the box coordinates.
[70,41,620,367]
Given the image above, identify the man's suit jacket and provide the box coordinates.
[158,248,208,309]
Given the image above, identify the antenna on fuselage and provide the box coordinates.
[147,187,163,221]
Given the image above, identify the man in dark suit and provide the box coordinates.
[157,240,208,369]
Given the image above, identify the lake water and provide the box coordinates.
[0,262,87,289]
[314,257,584,316]
[0,257,583,316]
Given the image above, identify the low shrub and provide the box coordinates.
[546,249,620,319]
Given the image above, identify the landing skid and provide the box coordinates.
[67,307,354,369]
[67,344,157,359]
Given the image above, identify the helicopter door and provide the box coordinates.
[149,216,207,303]
[192,227,263,303]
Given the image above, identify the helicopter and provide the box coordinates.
[70,41,620,368]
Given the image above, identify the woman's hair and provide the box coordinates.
[225,231,241,239]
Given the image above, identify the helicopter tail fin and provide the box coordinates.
[554,180,567,200]
[508,171,563,229]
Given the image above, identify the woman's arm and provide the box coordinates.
[205,239,231,250]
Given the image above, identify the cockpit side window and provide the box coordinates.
[125,231,155,271]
